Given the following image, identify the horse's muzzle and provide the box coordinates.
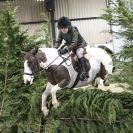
[25,81,31,85]
[23,80,33,85]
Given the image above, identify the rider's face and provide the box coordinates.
[60,27,69,34]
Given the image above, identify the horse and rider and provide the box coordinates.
[22,16,114,116]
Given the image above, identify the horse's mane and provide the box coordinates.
[39,48,58,55]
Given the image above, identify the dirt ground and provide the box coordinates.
[75,83,132,93]
[98,83,132,93]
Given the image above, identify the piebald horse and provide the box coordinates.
[22,45,114,116]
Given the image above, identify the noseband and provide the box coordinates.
[24,72,34,76]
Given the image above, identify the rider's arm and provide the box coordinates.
[67,29,78,51]
[54,31,63,49]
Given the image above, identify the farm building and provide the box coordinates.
[0,0,132,52]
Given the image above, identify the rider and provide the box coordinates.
[54,16,88,81]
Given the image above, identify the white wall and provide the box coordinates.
[54,0,111,45]
[0,0,45,36]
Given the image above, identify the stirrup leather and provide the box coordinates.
[79,72,88,81]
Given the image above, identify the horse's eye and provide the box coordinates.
[27,61,30,65]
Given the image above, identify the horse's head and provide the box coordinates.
[22,48,41,85]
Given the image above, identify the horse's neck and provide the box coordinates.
[40,48,58,57]
[39,48,59,67]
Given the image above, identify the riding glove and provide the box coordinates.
[54,43,59,49]
[58,49,68,55]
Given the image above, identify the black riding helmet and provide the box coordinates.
[57,16,71,28]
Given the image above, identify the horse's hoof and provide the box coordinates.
[104,82,109,86]
[103,80,109,86]
[94,84,98,88]
[53,102,60,109]
[42,107,49,116]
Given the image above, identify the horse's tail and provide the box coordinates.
[98,45,115,73]
[98,45,113,56]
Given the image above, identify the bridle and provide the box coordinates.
[24,72,33,76]
[24,52,72,76]
[24,72,34,81]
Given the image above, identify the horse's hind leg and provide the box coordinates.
[51,84,61,108]
[94,75,109,88]
[41,82,53,116]
[99,63,110,86]
[103,75,109,86]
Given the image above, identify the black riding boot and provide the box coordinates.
[79,57,88,81]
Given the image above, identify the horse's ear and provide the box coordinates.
[21,51,27,56]
[31,48,38,55]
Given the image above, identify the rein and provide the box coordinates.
[44,53,72,73]
[44,55,60,70]
[51,54,72,72]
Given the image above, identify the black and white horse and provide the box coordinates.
[22,45,114,116]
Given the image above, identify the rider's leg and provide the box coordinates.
[76,48,88,81]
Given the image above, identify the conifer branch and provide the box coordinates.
[0,51,9,117]
[58,117,121,123]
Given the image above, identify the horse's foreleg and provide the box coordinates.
[51,84,61,108]
[41,82,53,116]
[94,77,104,87]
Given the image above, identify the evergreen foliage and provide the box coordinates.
[0,5,47,132]
[102,0,133,88]
[45,89,133,133]
[28,13,52,48]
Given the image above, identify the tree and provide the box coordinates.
[44,89,133,133]
[0,4,46,132]
[29,13,52,48]
[102,0,133,88]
